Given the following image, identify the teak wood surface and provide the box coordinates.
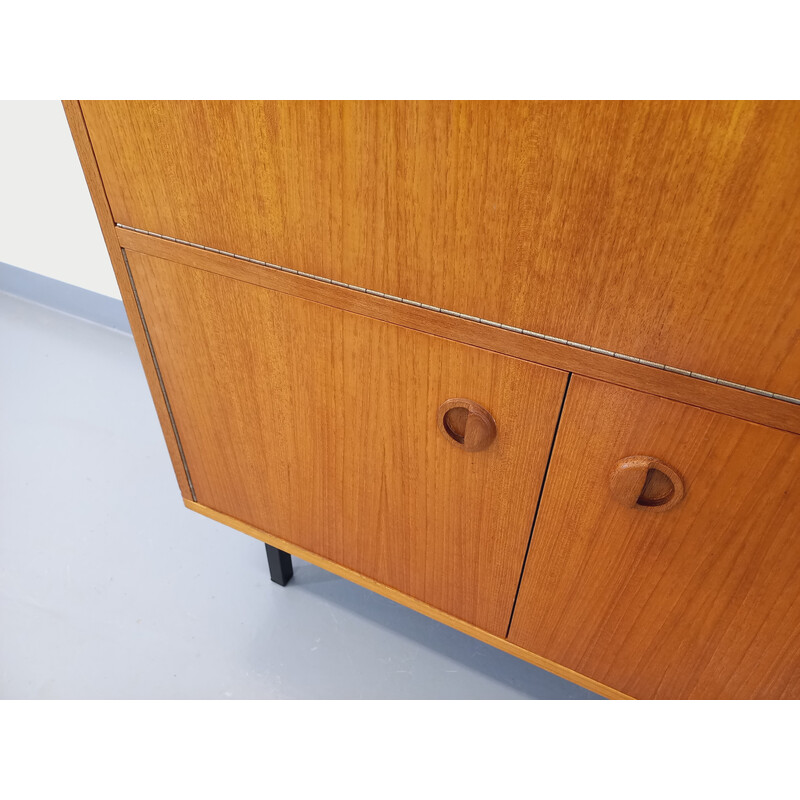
[184,499,631,699]
[61,101,193,497]
[126,251,569,637]
[82,100,800,398]
[509,377,800,700]
[66,100,800,700]
[114,228,800,437]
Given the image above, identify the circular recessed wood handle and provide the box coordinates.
[610,455,685,511]
[437,398,497,452]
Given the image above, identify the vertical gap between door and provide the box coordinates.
[504,372,572,638]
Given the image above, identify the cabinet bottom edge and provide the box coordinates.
[182,497,632,701]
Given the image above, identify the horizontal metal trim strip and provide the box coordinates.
[115,224,800,408]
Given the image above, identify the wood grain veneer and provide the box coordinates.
[125,250,568,637]
[185,498,632,700]
[62,101,193,498]
[66,100,800,700]
[82,100,800,397]
[115,228,800,437]
[508,377,800,700]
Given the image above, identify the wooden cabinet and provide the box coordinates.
[66,100,800,699]
[125,250,568,636]
[508,378,800,699]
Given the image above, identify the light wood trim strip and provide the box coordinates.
[62,101,194,499]
[184,498,632,700]
[117,227,800,437]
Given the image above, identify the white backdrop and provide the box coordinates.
[0,101,120,299]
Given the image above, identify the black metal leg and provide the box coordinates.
[265,543,293,586]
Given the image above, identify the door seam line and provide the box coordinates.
[504,372,572,639]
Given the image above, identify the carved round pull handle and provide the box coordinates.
[610,455,684,511]
[437,398,497,452]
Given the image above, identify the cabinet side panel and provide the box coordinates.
[62,101,193,498]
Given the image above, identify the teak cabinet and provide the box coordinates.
[66,101,800,699]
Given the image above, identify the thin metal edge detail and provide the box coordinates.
[121,247,198,500]
[116,225,800,408]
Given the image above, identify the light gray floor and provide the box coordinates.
[0,291,599,699]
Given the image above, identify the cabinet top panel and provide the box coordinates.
[82,101,800,397]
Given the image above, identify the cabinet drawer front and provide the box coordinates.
[126,251,568,637]
[82,101,800,397]
[509,377,800,699]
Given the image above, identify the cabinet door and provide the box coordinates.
[126,251,568,637]
[509,377,800,699]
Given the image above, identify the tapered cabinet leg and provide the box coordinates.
[265,543,294,586]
